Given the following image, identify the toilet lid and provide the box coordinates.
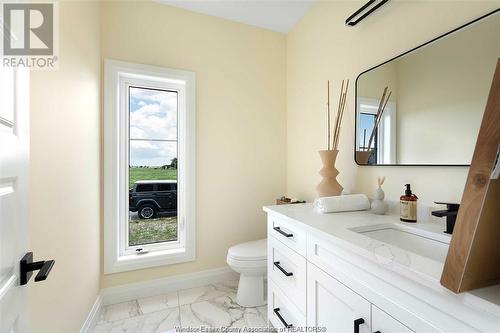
[228,239,267,261]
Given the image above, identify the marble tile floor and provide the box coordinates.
[94,280,268,333]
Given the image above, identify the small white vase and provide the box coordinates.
[371,187,388,215]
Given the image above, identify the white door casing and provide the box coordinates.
[0,67,30,332]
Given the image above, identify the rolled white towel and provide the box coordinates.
[314,194,370,213]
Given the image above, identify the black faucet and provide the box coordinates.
[431,202,460,234]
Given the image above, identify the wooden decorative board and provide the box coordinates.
[441,59,500,293]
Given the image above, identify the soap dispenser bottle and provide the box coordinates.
[400,184,418,222]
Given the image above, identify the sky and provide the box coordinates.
[359,113,375,149]
[129,87,178,167]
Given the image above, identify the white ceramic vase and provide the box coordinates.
[371,187,388,215]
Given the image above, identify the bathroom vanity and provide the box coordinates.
[264,204,500,332]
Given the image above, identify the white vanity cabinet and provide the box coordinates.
[372,306,414,333]
[307,262,428,333]
[266,214,436,332]
[307,262,371,333]
[265,207,500,333]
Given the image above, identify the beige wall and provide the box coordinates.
[357,61,398,101]
[395,14,499,164]
[29,2,101,332]
[100,2,287,288]
[286,1,499,205]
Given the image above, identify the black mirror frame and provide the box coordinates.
[354,8,500,167]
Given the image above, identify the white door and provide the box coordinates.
[0,67,30,332]
[307,263,371,333]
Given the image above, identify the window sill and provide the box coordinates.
[105,246,195,274]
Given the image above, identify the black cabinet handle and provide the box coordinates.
[20,252,55,285]
[273,308,293,328]
[374,331,381,333]
[274,261,293,276]
[354,318,365,333]
[273,226,293,238]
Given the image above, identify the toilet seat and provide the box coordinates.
[226,238,268,307]
[227,239,267,261]
[227,256,266,270]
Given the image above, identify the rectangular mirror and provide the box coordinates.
[355,10,499,166]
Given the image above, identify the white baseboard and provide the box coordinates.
[101,266,238,306]
[80,266,237,332]
[80,294,102,333]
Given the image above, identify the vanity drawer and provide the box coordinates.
[268,279,306,330]
[267,214,306,256]
[268,235,307,314]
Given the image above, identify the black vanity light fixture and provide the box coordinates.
[345,0,389,26]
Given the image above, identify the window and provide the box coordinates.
[358,113,378,151]
[104,60,196,273]
[356,97,397,164]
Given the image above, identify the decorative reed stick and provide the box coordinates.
[327,80,331,150]
[363,129,367,150]
[374,91,391,129]
[366,87,391,152]
[333,80,349,150]
[333,80,344,149]
[324,79,349,151]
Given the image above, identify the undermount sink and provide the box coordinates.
[350,223,451,263]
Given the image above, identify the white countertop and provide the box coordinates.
[263,203,500,318]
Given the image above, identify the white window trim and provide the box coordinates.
[356,97,397,164]
[104,59,196,274]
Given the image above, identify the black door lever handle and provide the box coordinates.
[34,260,55,282]
[20,252,55,285]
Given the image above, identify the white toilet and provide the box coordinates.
[227,239,267,307]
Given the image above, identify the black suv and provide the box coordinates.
[129,180,177,219]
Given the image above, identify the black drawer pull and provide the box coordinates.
[273,261,293,276]
[273,308,293,328]
[273,226,293,238]
[354,318,365,333]
[374,331,381,333]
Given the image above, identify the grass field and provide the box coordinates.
[129,167,177,188]
[129,216,178,246]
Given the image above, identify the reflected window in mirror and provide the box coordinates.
[359,113,376,151]
[359,112,377,164]
[356,98,396,165]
